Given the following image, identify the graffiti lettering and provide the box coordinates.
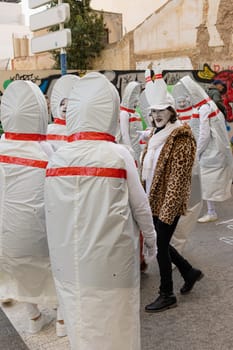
[9,73,41,85]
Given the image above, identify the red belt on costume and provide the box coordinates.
[47,118,67,141]
[47,135,68,141]
[120,106,142,123]
[192,109,220,119]
[177,106,193,121]
[46,131,127,179]
[1,132,48,168]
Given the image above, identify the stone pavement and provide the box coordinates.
[1,302,69,349]
[141,192,233,350]
[1,187,233,350]
[0,307,29,350]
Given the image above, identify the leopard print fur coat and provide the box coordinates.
[141,124,196,225]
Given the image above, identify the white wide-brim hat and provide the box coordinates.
[148,92,176,111]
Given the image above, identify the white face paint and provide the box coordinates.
[59,98,68,119]
[151,108,172,128]
[176,95,191,109]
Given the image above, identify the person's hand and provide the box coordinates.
[143,235,157,263]
[136,129,151,142]
[136,130,145,141]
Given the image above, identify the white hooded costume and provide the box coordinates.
[0,80,56,305]
[180,75,233,202]
[118,81,143,167]
[45,72,156,350]
[172,82,193,124]
[171,80,203,253]
[47,74,80,151]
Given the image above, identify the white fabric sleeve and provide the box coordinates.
[119,111,132,147]
[115,144,156,240]
[137,129,152,142]
[197,104,211,158]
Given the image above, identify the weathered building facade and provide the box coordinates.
[92,0,233,72]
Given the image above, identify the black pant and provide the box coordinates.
[153,216,193,295]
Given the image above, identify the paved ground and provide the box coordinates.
[1,186,233,349]
[0,307,29,350]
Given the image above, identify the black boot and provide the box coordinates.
[145,293,177,313]
[180,268,204,295]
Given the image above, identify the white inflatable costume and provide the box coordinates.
[172,81,193,124]
[0,80,56,305]
[118,81,143,166]
[47,74,80,151]
[180,75,233,202]
[45,72,156,350]
[171,80,203,252]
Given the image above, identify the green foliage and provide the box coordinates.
[50,0,107,70]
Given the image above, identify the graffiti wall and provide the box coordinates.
[0,70,80,95]
[1,63,233,127]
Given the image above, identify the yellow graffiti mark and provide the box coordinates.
[197,65,215,80]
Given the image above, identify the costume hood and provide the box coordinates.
[121,81,141,110]
[1,80,48,134]
[172,81,192,110]
[66,72,120,137]
[50,74,80,118]
[179,75,210,106]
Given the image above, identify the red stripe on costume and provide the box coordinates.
[46,166,127,179]
[154,73,163,79]
[47,135,68,141]
[129,117,142,122]
[54,118,66,125]
[5,132,46,141]
[0,155,48,168]
[120,106,135,113]
[194,98,211,108]
[176,106,193,113]
[178,116,191,121]
[192,109,220,119]
[145,76,152,83]
[208,109,220,118]
[67,132,115,143]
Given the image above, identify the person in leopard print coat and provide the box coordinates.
[145,123,196,225]
[142,68,204,313]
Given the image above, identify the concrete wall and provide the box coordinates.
[134,0,203,55]
[100,11,122,43]
[92,33,131,70]
[12,53,55,70]
[92,0,233,72]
